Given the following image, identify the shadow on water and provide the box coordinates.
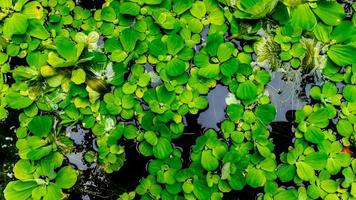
[223,186,263,200]
[0,109,20,196]
[108,140,150,192]
[67,124,149,200]
[76,0,105,9]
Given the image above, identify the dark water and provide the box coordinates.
[0,109,19,198]
[197,84,229,131]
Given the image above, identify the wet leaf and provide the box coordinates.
[327,45,356,66]
[201,149,219,171]
[55,166,77,189]
[28,116,53,137]
[3,13,28,39]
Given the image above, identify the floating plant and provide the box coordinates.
[0,0,356,200]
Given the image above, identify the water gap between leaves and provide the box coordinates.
[0,109,19,194]
[67,124,150,200]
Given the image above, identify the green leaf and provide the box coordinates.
[304,152,328,170]
[336,119,353,137]
[120,29,139,52]
[4,181,38,200]
[3,13,28,39]
[236,81,258,101]
[173,0,193,15]
[13,160,36,180]
[149,39,167,57]
[320,179,338,193]
[55,36,77,61]
[144,131,158,146]
[27,145,52,160]
[229,173,246,190]
[28,116,53,137]
[274,189,298,200]
[111,49,128,62]
[27,19,49,40]
[152,138,173,159]
[260,158,277,172]
[227,104,244,122]
[201,149,219,171]
[166,58,186,77]
[101,7,116,22]
[343,85,356,102]
[291,4,317,30]
[167,34,184,55]
[71,68,86,85]
[305,127,324,144]
[6,92,33,109]
[43,184,61,200]
[190,1,206,19]
[313,23,332,43]
[276,164,296,182]
[221,58,239,77]
[22,1,44,19]
[327,45,356,66]
[217,43,234,63]
[206,33,224,56]
[255,104,276,125]
[313,2,345,26]
[198,64,220,79]
[331,21,356,43]
[120,2,140,16]
[55,166,77,189]
[144,0,163,5]
[296,162,315,181]
[246,168,266,188]
[188,18,203,33]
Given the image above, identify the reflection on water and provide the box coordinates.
[197,84,229,131]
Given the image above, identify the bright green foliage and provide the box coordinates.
[1,0,355,200]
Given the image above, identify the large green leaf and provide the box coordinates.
[28,116,53,137]
[327,45,356,66]
[27,19,49,40]
[152,138,173,159]
[246,168,266,188]
[296,162,315,181]
[236,81,258,101]
[291,4,317,30]
[144,0,163,5]
[201,149,219,171]
[304,152,328,170]
[343,85,356,102]
[198,64,220,79]
[167,34,184,55]
[166,58,186,77]
[305,127,325,144]
[55,36,77,61]
[22,1,44,19]
[3,13,28,39]
[120,29,140,52]
[276,164,295,182]
[55,166,77,189]
[313,2,345,26]
[255,104,276,125]
[6,92,33,109]
[336,119,353,137]
[43,184,62,200]
[101,7,116,22]
[4,180,38,200]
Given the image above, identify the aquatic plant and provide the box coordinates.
[0,0,356,200]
